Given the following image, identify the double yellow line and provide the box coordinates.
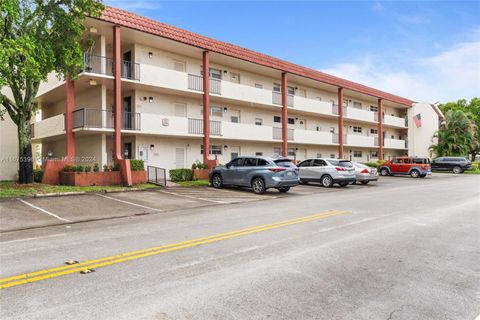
[0,210,349,289]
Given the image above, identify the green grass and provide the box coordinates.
[0,181,159,198]
[177,180,210,187]
[432,170,480,175]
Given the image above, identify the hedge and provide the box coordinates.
[130,159,145,171]
[33,169,43,183]
[169,169,193,182]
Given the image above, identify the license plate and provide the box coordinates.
[286,171,293,176]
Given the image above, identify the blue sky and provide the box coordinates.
[105,0,480,103]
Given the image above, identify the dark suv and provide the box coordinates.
[431,157,472,174]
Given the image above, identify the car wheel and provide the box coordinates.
[452,166,463,174]
[380,168,389,176]
[320,175,333,188]
[410,169,420,178]
[361,181,369,184]
[350,180,357,185]
[339,182,349,187]
[277,187,290,193]
[251,177,266,194]
[211,174,223,188]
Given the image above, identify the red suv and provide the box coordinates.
[379,157,432,178]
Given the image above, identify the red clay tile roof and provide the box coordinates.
[97,6,415,106]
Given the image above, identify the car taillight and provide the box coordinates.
[360,168,369,173]
[269,167,286,172]
[335,167,346,171]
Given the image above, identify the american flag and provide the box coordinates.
[413,113,422,128]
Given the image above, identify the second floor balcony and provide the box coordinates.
[73,108,141,131]
[82,53,140,81]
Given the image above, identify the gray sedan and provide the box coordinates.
[209,156,299,194]
[351,162,379,184]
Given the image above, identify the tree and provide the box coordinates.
[0,0,103,183]
[430,110,477,157]
[439,98,480,160]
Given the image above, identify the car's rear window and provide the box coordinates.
[274,159,296,168]
[328,160,353,167]
[413,158,430,164]
[353,162,368,168]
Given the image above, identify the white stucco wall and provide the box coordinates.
[408,103,440,158]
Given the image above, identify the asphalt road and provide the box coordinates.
[1,174,479,320]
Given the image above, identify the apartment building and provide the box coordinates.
[29,7,437,178]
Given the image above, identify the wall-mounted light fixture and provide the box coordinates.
[148,52,153,59]
[224,145,228,150]
[223,107,228,112]
[47,150,53,159]
[148,97,154,103]
[89,79,97,86]
[223,70,228,74]
[149,144,154,151]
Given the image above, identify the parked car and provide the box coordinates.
[378,157,431,178]
[297,158,356,187]
[351,162,379,184]
[209,156,299,194]
[431,156,472,173]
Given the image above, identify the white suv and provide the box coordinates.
[297,158,356,187]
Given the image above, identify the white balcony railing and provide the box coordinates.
[294,97,335,116]
[345,107,376,122]
[222,122,273,141]
[272,92,294,107]
[384,115,407,127]
[272,127,294,141]
[31,114,65,139]
[294,130,333,145]
[346,134,375,147]
[384,138,407,149]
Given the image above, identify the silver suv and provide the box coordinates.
[297,158,356,187]
[209,156,299,194]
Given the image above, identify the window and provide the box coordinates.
[209,68,222,80]
[297,89,306,97]
[231,115,239,123]
[210,106,223,117]
[273,147,281,156]
[255,83,263,89]
[273,83,281,92]
[229,157,244,167]
[330,154,335,159]
[392,159,402,164]
[403,158,411,164]
[353,102,362,109]
[288,86,295,95]
[316,153,322,158]
[370,129,378,135]
[298,160,310,167]
[243,158,257,166]
[330,127,335,133]
[312,159,327,166]
[371,151,378,158]
[370,105,378,112]
[287,118,295,125]
[257,159,269,166]
[274,116,281,123]
[288,148,296,157]
[255,152,263,157]
[255,118,263,126]
[343,99,349,106]
[174,103,186,117]
[201,145,223,155]
[230,72,240,83]
[173,60,186,72]
[353,151,362,158]
[353,126,362,133]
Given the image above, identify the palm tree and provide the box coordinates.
[430,110,477,157]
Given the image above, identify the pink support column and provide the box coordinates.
[338,88,344,159]
[113,25,122,161]
[281,72,288,157]
[65,77,75,160]
[378,98,383,160]
[202,51,210,165]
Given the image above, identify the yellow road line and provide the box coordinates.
[0,210,349,289]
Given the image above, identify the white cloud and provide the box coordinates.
[322,41,480,103]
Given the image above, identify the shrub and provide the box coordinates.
[364,162,378,168]
[103,164,109,172]
[169,169,193,182]
[63,165,74,172]
[84,166,92,172]
[130,159,145,171]
[111,163,120,171]
[192,160,208,170]
[74,165,84,172]
[33,169,43,183]
[93,163,99,172]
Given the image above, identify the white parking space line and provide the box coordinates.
[96,194,163,212]
[17,198,72,223]
[1,233,65,245]
[156,190,230,204]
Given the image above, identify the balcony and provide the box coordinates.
[221,81,273,106]
[384,115,407,128]
[294,97,335,116]
[384,138,407,149]
[222,122,273,141]
[345,134,375,147]
[82,53,140,81]
[31,114,65,139]
[188,118,221,136]
[72,108,140,131]
[272,92,294,107]
[294,130,333,145]
[272,127,294,141]
[345,107,377,122]
[187,75,221,94]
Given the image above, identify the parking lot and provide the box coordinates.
[0,174,469,233]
